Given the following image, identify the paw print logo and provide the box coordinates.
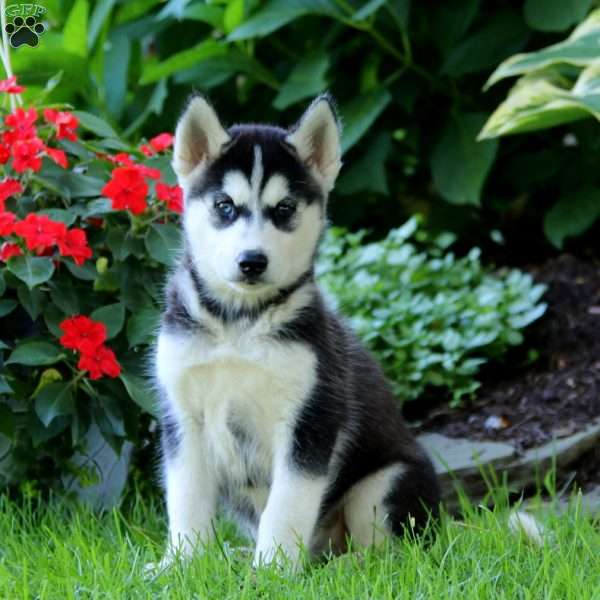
[5,16,45,48]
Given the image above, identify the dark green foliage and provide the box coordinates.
[9,1,600,248]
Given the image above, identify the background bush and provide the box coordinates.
[10,0,600,252]
[319,218,546,406]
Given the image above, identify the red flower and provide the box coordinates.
[13,213,66,251]
[59,316,107,355]
[0,76,24,94]
[44,146,68,168]
[0,211,16,236]
[77,345,121,380]
[11,137,44,172]
[140,144,154,157]
[103,152,135,167]
[56,227,92,265]
[0,242,22,261]
[156,182,183,213]
[102,166,148,215]
[0,143,9,164]
[4,107,37,141]
[0,178,23,211]
[43,108,79,141]
[140,132,174,156]
[135,164,161,180]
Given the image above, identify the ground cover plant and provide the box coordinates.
[319,218,547,405]
[0,486,599,599]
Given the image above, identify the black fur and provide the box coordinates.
[188,125,323,205]
[275,291,441,531]
[186,252,313,323]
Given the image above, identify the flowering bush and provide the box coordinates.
[0,76,181,502]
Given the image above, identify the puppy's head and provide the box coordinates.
[173,94,341,302]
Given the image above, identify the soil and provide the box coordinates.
[412,254,600,458]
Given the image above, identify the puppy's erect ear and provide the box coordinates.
[286,94,342,193]
[173,95,230,183]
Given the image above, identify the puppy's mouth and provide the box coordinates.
[228,277,272,293]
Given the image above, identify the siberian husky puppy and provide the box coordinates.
[153,94,440,568]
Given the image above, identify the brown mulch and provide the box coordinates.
[412,254,600,453]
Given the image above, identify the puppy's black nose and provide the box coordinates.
[238,250,268,277]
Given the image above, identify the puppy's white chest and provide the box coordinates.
[157,327,317,482]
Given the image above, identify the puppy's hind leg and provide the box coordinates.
[344,460,439,547]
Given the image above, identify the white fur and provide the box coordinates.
[156,285,318,562]
[344,463,406,546]
[183,162,324,309]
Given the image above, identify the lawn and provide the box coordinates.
[1,489,599,599]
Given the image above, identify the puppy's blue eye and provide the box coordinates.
[215,195,236,219]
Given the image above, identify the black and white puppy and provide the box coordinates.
[154,94,440,568]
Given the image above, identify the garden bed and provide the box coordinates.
[415,254,600,449]
[411,254,600,498]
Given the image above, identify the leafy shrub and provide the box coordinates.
[10,1,600,249]
[480,8,600,249]
[0,77,179,501]
[318,218,547,406]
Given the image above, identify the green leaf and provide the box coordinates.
[127,306,161,346]
[224,0,244,33]
[49,281,80,315]
[183,3,224,28]
[37,208,77,226]
[431,113,498,206]
[104,32,131,121]
[486,9,600,86]
[441,10,530,76]
[524,0,592,32]
[0,377,12,394]
[0,403,15,439]
[8,256,55,289]
[88,0,117,49]
[63,0,89,57]
[91,303,126,339]
[337,133,391,195]
[229,0,343,40]
[65,260,97,281]
[123,79,169,137]
[120,373,157,416]
[431,0,481,54]
[273,52,329,110]
[6,342,63,366]
[145,224,181,266]
[35,382,74,427]
[353,0,387,21]
[72,110,120,139]
[479,66,600,139]
[0,271,5,296]
[0,300,17,318]
[36,160,105,199]
[140,40,225,84]
[340,88,392,153]
[17,286,46,320]
[544,187,600,248]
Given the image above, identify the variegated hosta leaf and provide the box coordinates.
[479,62,600,139]
[484,8,600,88]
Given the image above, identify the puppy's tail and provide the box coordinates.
[508,510,544,546]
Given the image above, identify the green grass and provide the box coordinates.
[0,490,599,599]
